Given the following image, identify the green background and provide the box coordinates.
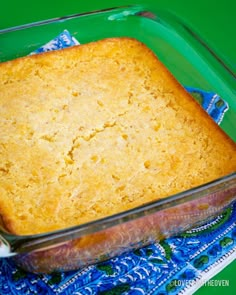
[1,0,236,73]
[0,0,235,294]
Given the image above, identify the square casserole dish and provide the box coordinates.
[0,5,235,273]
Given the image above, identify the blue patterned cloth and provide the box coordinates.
[30,30,80,55]
[0,31,235,295]
[184,86,229,124]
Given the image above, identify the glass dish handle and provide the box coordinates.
[0,234,16,257]
[133,9,236,90]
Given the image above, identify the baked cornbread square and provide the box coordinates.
[0,38,235,234]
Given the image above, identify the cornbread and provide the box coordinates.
[0,38,235,235]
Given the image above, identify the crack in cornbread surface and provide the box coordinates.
[0,38,235,235]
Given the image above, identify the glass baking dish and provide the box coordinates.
[0,5,235,273]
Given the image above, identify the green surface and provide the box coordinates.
[1,0,236,73]
[0,0,235,294]
[195,260,236,295]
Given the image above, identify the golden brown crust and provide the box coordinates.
[0,37,235,235]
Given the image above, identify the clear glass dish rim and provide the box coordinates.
[0,4,235,82]
[0,5,141,34]
[1,172,235,252]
